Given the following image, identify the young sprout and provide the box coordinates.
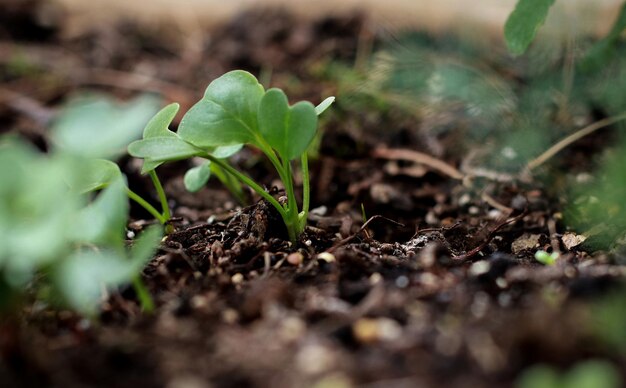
[534,250,559,265]
[129,70,334,243]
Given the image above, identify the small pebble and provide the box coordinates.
[395,275,409,288]
[317,252,336,263]
[231,273,244,285]
[353,318,402,343]
[287,252,304,266]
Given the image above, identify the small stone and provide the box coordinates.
[369,272,383,285]
[317,252,336,263]
[469,261,491,276]
[296,344,336,375]
[231,273,244,285]
[395,275,409,288]
[221,308,239,324]
[287,252,304,266]
[511,233,542,254]
[352,318,402,344]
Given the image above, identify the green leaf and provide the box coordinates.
[68,158,122,193]
[258,88,318,161]
[178,70,265,148]
[129,225,163,270]
[138,103,180,172]
[515,365,561,388]
[184,161,212,192]
[564,361,621,388]
[128,137,203,164]
[51,94,161,159]
[143,103,179,138]
[212,144,243,159]
[54,225,162,315]
[580,3,626,71]
[504,0,556,56]
[315,96,335,116]
[54,250,130,315]
[72,177,128,248]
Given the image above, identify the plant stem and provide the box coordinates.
[148,170,170,221]
[126,188,167,224]
[132,275,154,313]
[210,163,247,205]
[282,159,300,240]
[300,153,310,229]
[525,112,626,172]
[204,154,288,219]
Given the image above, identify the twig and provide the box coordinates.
[452,211,525,261]
[481,192,514,213]
[327,215,405,253]
[525,112,626,172]
[372,147,465,181]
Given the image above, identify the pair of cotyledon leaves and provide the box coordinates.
[128,70,334,192]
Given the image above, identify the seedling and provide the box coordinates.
[534,250,559,265]
[0,138,162,314]
[52,94,173,229]
[129,70,334,242]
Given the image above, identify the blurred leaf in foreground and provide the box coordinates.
[51,93,161,159]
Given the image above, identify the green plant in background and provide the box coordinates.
[516,360,621,388]
[592,286,626,352]
[51,94,174,229]
[504,0,626,60]
[129,70,334,243]
[0,138,162,315]
[504,0,556,56]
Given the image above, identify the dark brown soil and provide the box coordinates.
[1,4,625,388]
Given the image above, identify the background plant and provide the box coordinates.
[51,94,175,229]
[0,137,162,315]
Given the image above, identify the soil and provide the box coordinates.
[1,4,626,388]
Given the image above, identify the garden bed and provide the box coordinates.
[1,5,626,388]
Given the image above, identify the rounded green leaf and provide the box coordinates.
[128,137,202,163]
[143,103,179,138]
[69,158,122,193]
[258,88,318,160]
[51,94,161,159]
[72,177,128,247]
[184,161,212,192]
[178,71,264,148]
[504,0,556,56]
[212,144,243,159]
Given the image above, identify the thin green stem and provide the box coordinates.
[300,153,310,224]
[282,159,300,240]
[132,276,155,313]
[126,188,167,224]
[203,154,288,220]
[148,170,170,221]
[254,136,293,202]
[211,163,247,205]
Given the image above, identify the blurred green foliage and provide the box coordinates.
[0,93,165,316]
[516,360,621,388]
